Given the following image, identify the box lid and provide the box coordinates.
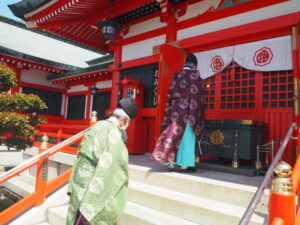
[205,119,267,127]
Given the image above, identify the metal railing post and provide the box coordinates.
[57,129,62,144]
[34,135,49,206]
[291,126,300,212]
[271,217,285,225]
[291,127,300,193]
[0,127,90,184]
[89,111,98,126]
[239,123,296,225]
[269,161,295,225]
[0,127,90,224]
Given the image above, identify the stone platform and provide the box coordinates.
[129,154,264,187]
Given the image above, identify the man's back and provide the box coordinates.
[67,119,129,225]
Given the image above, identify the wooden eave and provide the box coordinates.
[9,0,189,52]
[0,46,77,73]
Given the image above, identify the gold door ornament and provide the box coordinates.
[210,130,225,145]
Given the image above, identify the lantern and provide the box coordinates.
[98,19,121,41]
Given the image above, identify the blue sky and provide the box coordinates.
[0,0,23,22]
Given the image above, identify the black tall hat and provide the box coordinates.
[186,53,198,67]
[118,98,138,120]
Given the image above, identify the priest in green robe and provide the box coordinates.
[67,98,138,225]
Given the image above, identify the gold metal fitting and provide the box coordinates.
[210,130,224,145]
[40,135,49,149]
[272,178,293,195]
[91,111,98,123]
[272,161,293,195]
[232,152,239,168]
[255,161,262,170]
[232,161,239,168]
[274,161,292,178]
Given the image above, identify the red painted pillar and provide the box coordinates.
[269,192,295,225]
[154,44,187,140]
[11,67,20,94]
[34,136,49,206]
[165,17,177,43]
[154,1,188,141]
[57,129,62,143]
[292,25,300,163]
[110,40,122,111]
[271,217,285,225]
[292,25,300,125]
[291,127,300,208]
[85,88,93,123]
[269,161,296,225]
[158,0,178,43]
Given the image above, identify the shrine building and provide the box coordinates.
[6,0,300,164]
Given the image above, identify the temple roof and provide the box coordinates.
[47,61,112,82]
[0,45,77,72]
[86,54,114,66]
[47,55,113,82]
[8,0,53,20]
[9,0,189,52]
[0,15,104,68]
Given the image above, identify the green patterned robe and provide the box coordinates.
[67,119,128,225]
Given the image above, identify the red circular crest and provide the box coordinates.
[211,55,224,72]
[253,47,273,66]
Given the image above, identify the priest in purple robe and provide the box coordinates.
[151,53,205,171]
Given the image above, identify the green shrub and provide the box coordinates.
[0,64,47,150]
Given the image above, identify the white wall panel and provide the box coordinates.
[178,0,300,40]
[178,0,222,22]
[125,17,164,38]
[67,84,88,93]
[20,69,65,89]
[122,35,166,62]
[96,80,112,89]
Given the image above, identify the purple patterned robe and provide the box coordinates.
[151,69,205,163]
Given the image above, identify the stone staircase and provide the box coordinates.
[7,159,269,225]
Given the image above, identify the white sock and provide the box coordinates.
[181,166,188,169]
[168,164,175,169]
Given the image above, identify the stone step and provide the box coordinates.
[19,171,36,184]
[119,201,201,225]
[128,180,267,225]
[9,185,70,225]
[34,222,51,225]
[128,164,269,213]
[6,158,269,225]
[3,175,35,197]
[45,200,201,225]
[48,205,68,225]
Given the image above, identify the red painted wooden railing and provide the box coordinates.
[240,123,300,225]
[262,125,300,225]
[0,116,98,224]
[33,131,80,154]
[2,119,300,224]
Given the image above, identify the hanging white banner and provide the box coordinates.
[194,35,292,79]
[234,35,292,71]
[194,46,234,79]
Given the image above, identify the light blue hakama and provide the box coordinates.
[175,123,196,167]
[160,123,196,167]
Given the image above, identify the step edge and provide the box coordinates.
[129,164,268,193]
[128,180,267,222]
